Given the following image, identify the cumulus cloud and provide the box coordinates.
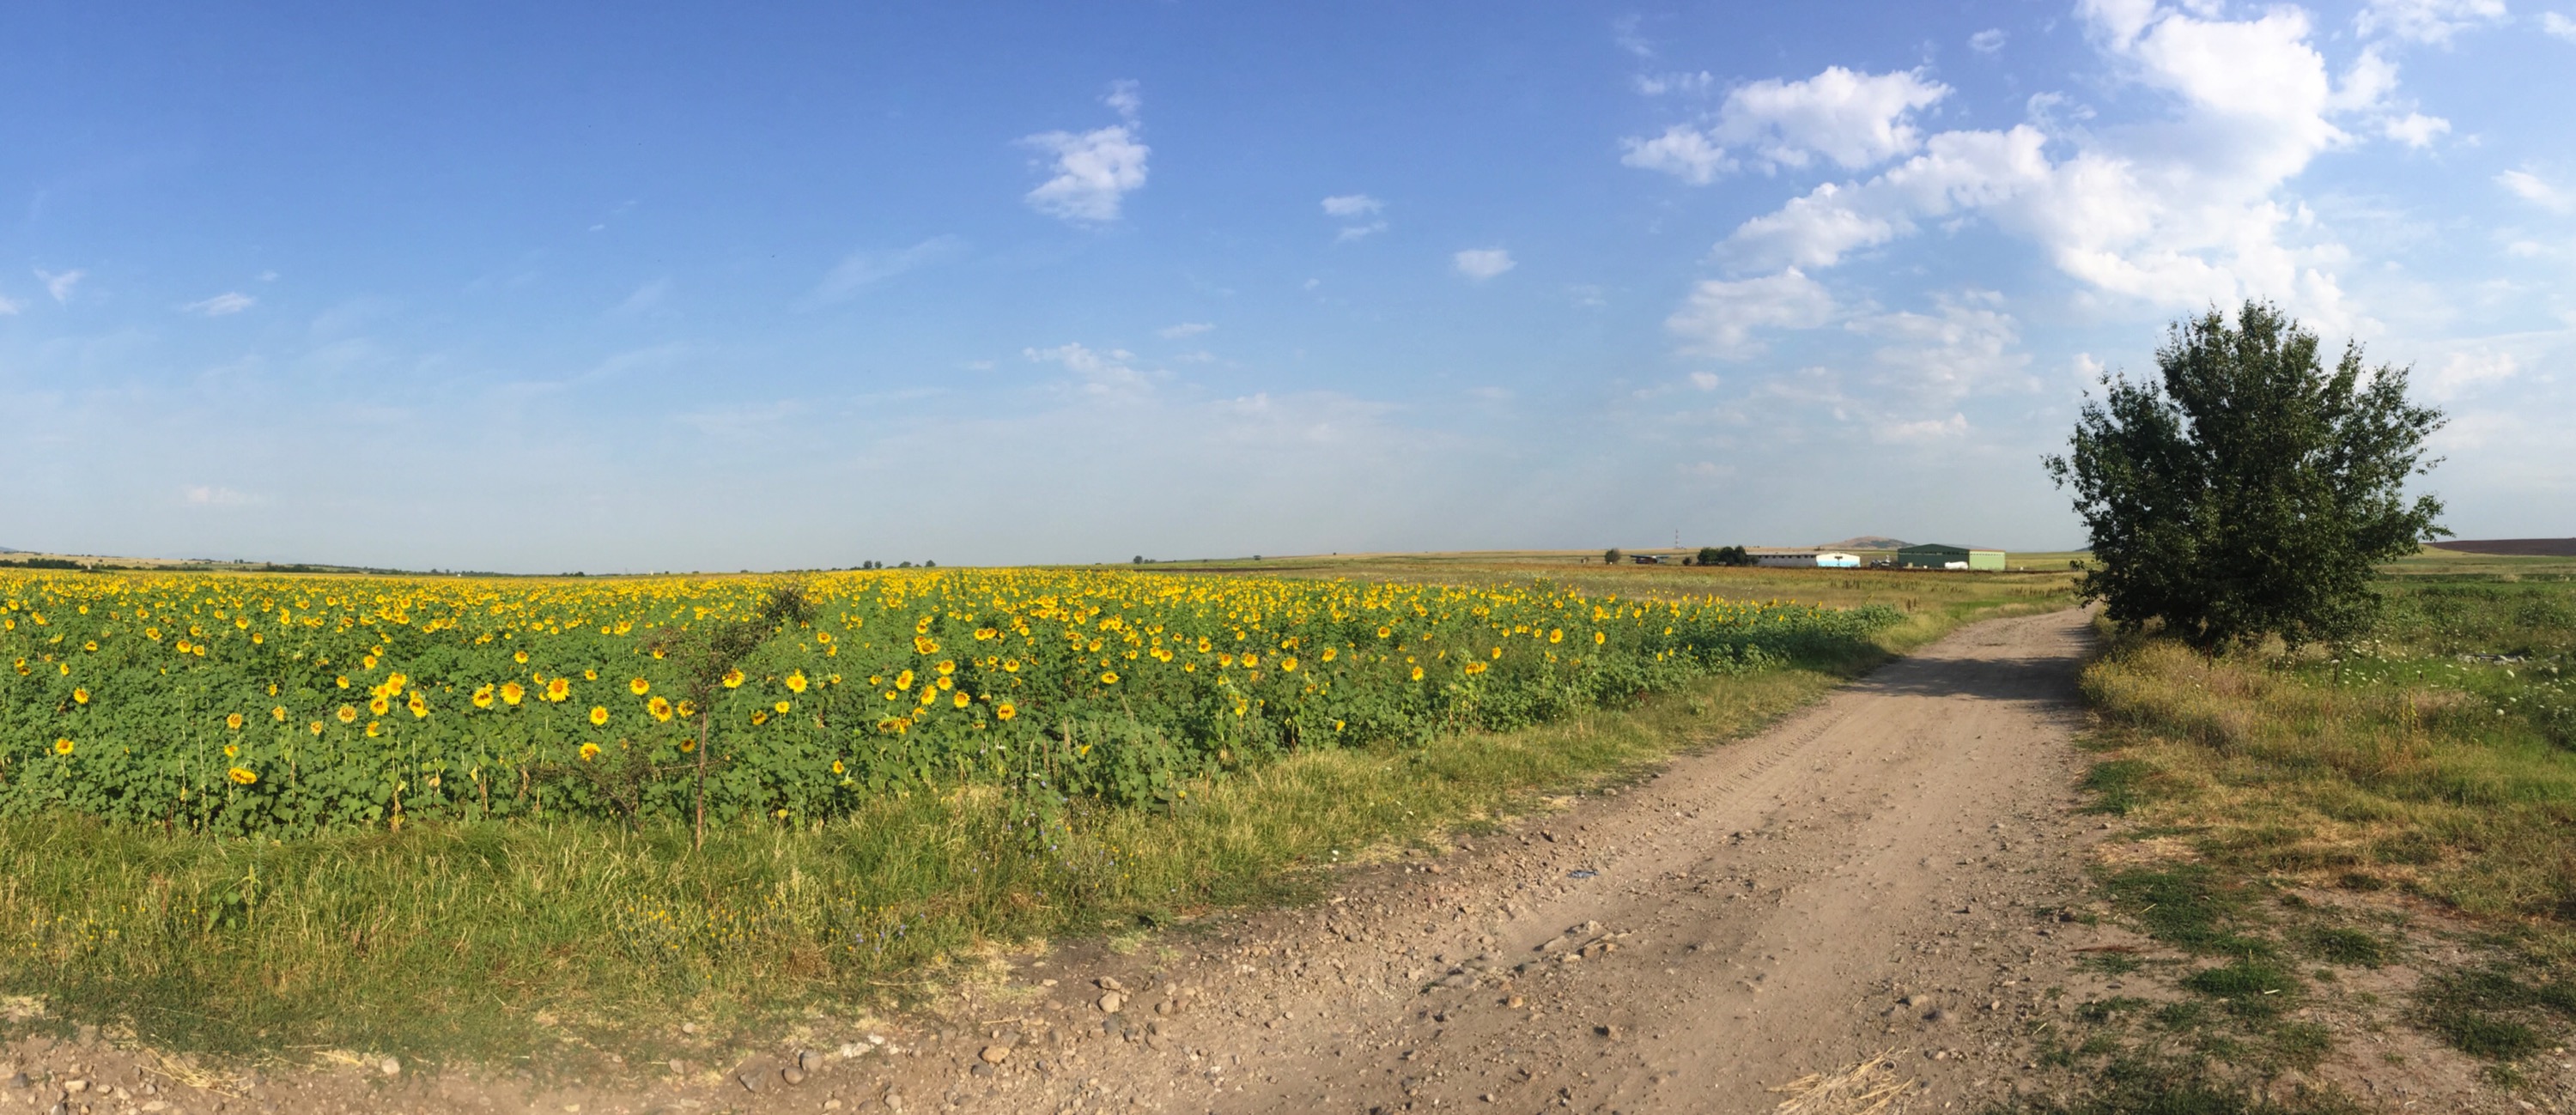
[1453,248,1516,281]
[1020,82,1149,223]
[1702,1,2415,321]
[808,236,964,304]
[184,292,257,317]
[2355,0,2509,43]
[2382,112,2451,147]
[1970,28,2008,53]
[2545,12,2576,40]
[1621,66,1952,184]
[1667,269,1835,357]
[34,268,82,303]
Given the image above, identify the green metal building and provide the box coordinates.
[1895,543,2006,571]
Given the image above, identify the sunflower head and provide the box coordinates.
[994,700,1017,722]
[228,767,258,785]
[629,677,650,695]
[721,668,745,689]
[225,712,244,730]
[588,706,609,726]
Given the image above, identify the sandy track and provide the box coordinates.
[2,609,2123,1115]
[885,607,2116,1115]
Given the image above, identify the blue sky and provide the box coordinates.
[2,0,2569,572]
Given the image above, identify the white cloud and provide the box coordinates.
[1157,322,1215,339]
[34,268,82,303]
[1621,126,1735,185]
[2498,169,2573,212]
[1667,268,1835,357]
[1634,71,1714,96]
[1453,248,1516,281]
[809,236,964,304]
[2356,0,2508,43]
[1853,296,2030,403]
[1970,28,2009,53]
[1621,66,1951,184]
[183,485,256,506]
[1688,372,1722,391]
[2424,350,2520,398]
[1024,342,1154,397]
[2544,12,2576,40]
[183,292,256,317]
[1706,2,2410,322]
[2382,112,2451,147]
[0,294,21,316]
[1323,194,1388,241]
[1612,14,1655,58]
[1020,83,1149,224]
[1103,79,1141,121]
[1874,413,1971,443]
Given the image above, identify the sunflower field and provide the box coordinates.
[0,568,1896,834]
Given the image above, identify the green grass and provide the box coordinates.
[2038,552,2576,1108]
[0,564,2075,1069]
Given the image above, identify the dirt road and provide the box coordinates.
[4,609,2129,1114]
[806,606,2121,1115]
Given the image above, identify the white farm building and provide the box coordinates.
[1753,551,1861,569]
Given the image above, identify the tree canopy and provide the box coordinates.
[2045,301,2448,650]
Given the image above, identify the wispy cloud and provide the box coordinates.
[1453,248,1516,282]
[1968,28,2008,53]
[1323,194,1388,241]
[807,236,965,305]
[2355,0,2508,44]
[2544,12,2576,40]
[183,292,256,317]
[1024,342,1155,397]
[183,485,258,506]
[1321,194,1382,217]
[611,278,671,316]
[0,294,21,316]
[1020,82,1150,223]
[2499,168,2573,212]
[1157,322,1215,339]
[34,268,82,303]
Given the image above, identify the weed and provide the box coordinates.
[2300,926,2390,968]
[2179,958,2301,1020]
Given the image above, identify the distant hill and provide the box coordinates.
[2427,538,2576,557]
[1819,536,1910,550]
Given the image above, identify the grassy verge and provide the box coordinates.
[0,568,2070,1070]
[2011,555,2576,1112]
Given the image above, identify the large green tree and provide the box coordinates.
[2045,301,2449,650]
